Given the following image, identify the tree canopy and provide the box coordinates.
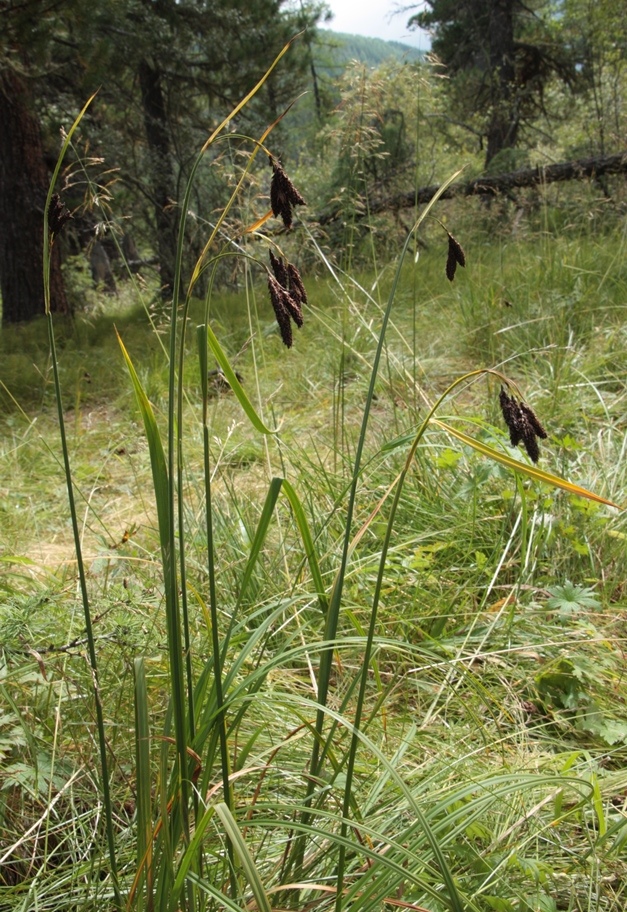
[408,0,583,168]
[0,0,625,322]
[0,0,324,322]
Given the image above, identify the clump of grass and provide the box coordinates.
[2,47,627,912]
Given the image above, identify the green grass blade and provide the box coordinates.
[236,477,284,608]
[171,805,216,904]
[117,329,188,845]
[204,322,277,435]
[433,418,621,508]
[198,326,233,825]
[186,872,248,912]
[116,330,170,537]
[281,479,329,615]
[319,698,470,911]
[215,803,272,912]
[133,658,153,912]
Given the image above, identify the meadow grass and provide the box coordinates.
[1,118,627,912]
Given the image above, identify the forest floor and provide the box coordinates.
[1,204,626,910]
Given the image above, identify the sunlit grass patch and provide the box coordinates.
[1,115,626,912]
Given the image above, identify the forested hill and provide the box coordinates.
[316,30,424,69]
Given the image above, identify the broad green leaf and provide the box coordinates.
[281,478,328,614]
[204,322,276,435]
[215,803,272,912]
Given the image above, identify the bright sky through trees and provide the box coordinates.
[320,0,430,48]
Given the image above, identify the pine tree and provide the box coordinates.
[408,0,579,169]
[0,0,322,320]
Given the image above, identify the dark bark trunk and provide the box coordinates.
[310,58,322,120]
[138,59,177,297]
[485,0,518,167]
[317,151,627,223]
[0,68,69,324]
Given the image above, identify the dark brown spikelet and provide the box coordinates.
[267,250,308,343]
[287,262,308,306]
[521,422,540,464]
[267,274,293,348]
[499,388,523,446]
[520,402,548,440]
[283,293,304,328]
[270,157,306,229]
[269,249,289,287]
[48,193,72,237]
[445,231,466,282]
[499,387,546,463]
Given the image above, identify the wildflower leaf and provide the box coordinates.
[546,581,601,615]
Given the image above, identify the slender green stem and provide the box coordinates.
[45,311,122,909]
[42,96,121,910]
[287,175,464,889]
[198,325,236,887]
[333,369,503,912]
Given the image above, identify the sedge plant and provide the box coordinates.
[39,39,624,912]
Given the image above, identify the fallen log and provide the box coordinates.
[317,151,627,224]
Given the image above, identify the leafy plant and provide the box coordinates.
[2,31,624,912]
[546,580,601,616]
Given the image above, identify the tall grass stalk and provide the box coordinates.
[116,37,306,910]
[198,324,234,885]
[289,170,464,891]
[37,46,625,912]
[43,95,122,909]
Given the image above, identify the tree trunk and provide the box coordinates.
[485,0,518,168]
[138,59,177,297]
[0,68,69,324]
[317,151,627,223]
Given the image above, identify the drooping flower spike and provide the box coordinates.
[270,157,306,229]
[499,387,548,464]
[267,250,308,347]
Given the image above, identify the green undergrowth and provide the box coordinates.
[1,190,626,912]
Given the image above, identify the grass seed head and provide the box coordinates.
[520,402,548,440]
[270,156,306,229]
[500,387,545,462]
[48,193,72,237]
[283,290,304,328]
[521,420,540,463]
[287,262,308,306]
[269,249,289,287]
[268,251,307,330]
[445,231,466,281]
[267,273,293,347]
[499,387,522,446]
